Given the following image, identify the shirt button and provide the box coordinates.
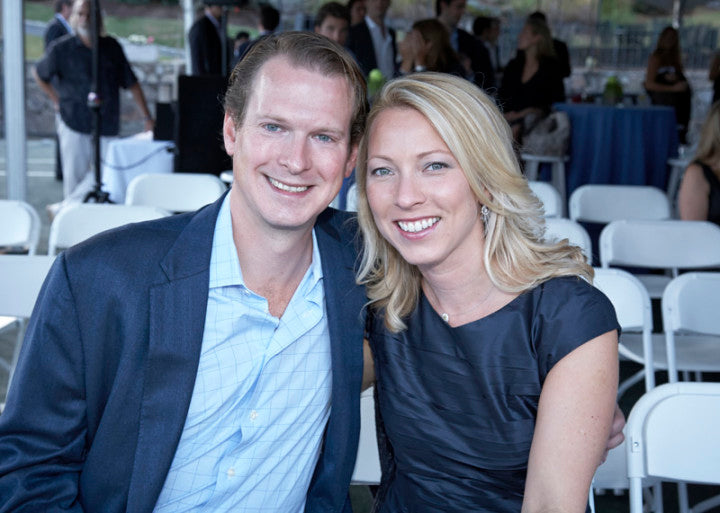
[227,467,235,477]
[250,410,258,421]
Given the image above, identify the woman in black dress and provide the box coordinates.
[644,26,692,143]
[498,18,565,144]
[355,73,619,512]
[678,101,720,225]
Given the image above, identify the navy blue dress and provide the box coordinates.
[369,276,619,512]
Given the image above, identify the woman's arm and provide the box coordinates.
[644,55,688,92]
[678,163,711,221]
[522,330,619,513]
[709,53,720,81]
[361,338,375,391]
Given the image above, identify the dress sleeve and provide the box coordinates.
[532,277,620,382]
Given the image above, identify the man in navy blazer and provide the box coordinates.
[189,3,225,75]
[0,33,367,512]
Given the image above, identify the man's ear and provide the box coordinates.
[345,143,359,178]
[223,112,237,156]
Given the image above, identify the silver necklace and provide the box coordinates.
[426,283,496,324]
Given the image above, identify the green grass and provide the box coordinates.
[24,1,254,60]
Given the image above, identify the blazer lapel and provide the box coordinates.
[126,196,224,512]
[308,210,366,509]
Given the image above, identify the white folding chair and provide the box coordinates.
[544,217,593,264]
[593,439,665,513]
[569,185,670,224]
[593,268,657,395]
[627,382,720,513]
[599,220,720,299]
[0,200,41,255]
[125,172,226,213]
[528,180,563,218]
[521,154,568,216]
[350,386,382,486]
[48,203,171,256]
[662,272,720,384]
[0,255,56,396]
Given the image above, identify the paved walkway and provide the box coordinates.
[0,137,63,255]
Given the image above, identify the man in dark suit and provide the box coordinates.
[0,32,367,513]
[44,0,73,47]
[44,0,73,182]
[189,3,225,75]
[346,0,396,78]
[436,0,495,91]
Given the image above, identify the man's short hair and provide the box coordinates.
[54,0,73,13]
[315,2,351,29]
[260,4,281,31]
[435,0,450,17]
[527,10,547,23]
[472,15,497,37]
[225,31,367,145]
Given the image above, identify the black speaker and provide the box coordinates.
[174,74,232,175]
[153,102,175,141]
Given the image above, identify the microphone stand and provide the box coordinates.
[84,0,111,203]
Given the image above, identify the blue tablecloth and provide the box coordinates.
[554,103,679,196]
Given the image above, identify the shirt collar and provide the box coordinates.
[56,13,73,34]
[205,12,221,30]
[365,15,386,34]
[209,194,323,292]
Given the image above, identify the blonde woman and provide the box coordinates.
[497,18,565,143]
[356,73,619,512]
[678,101,720,225]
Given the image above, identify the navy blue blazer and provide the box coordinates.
[0,195,366,512]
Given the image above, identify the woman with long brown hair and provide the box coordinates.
[644,26,692,143]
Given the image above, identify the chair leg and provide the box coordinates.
[678,482,690,513]
[690,492,720,513]
[551,161,567,217]
[618,368,646,399]
[524,160,540,181]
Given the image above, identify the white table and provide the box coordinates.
[102,133,175,203]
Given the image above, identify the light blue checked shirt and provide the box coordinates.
[154,196,332,512]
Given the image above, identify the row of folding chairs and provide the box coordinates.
[0,173,227,256]
[591,381,720,513]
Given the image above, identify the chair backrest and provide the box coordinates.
[125,172,226,213]
[662,272,720,383]
[0,200,41,255]
[345,183,358,213]
[350,386,382,485]
[544,218,593,263]
[0,255,56,319]
[528,180,562,217]
[592,267,655,390]
[599,220,720,271]
[48,203,171,256]
[627,382,720,513]
[569,185,670,223]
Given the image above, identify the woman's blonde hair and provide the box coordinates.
[355,72,592,332]
[694,100,720,167]
[525,18,555,59]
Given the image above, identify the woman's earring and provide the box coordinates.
[481,204,490,224]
